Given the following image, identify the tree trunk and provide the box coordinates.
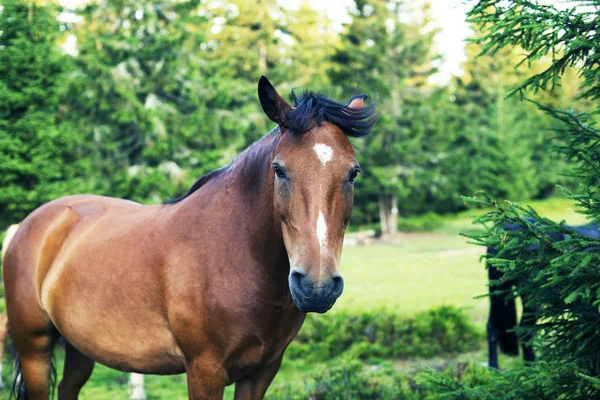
[378,193,398,236]
[378,195,389,235]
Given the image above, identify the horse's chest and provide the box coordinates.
[224,309,305,382]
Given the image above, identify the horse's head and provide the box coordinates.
[258,77,377,313]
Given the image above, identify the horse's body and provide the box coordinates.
[487,219,600,369]
[4,77,376,399]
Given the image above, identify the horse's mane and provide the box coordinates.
[163,167,229,205]
[283,91,378,137]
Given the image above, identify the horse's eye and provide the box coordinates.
[273,164,287,179]
[349,169,359,183]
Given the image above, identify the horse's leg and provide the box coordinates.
[14,332,58,400]
[185,358,227,400]
[128,373,146,400]
[233,357,282,400]
[487,318,499,369]
[58,342,95,400]
[0,310,9,390]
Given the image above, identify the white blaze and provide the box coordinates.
[316,211,328,252]
[314,143,333,167]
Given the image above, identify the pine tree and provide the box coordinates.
[328,0,440,234]
[444,31,568,203]
[0,1,95,227]
[420,1,600,398]
[65,0,239,202]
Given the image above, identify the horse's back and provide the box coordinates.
[4,194,143,288]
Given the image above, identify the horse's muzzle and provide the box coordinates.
[288,269,344,313]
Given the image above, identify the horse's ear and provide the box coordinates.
[346,95,368,109]
[258,76,292,126]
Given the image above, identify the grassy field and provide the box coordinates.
[0,197,584,399]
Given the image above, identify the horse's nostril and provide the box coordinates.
[290,269,304,285]
[290,269,314,296]
[331,274,344,295]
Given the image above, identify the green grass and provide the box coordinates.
[337,240,488,321]
[0,197,584,399]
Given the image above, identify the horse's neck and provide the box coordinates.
[169,131,295,313]
[176,131,287,267]
[229,132,286,258]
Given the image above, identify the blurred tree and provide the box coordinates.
[444,34,558,203]
[65,0,337,202]
[66,0,250,202]
[0,0,94,228]
[201,0,338,144]
[329,0,440,235]
[331,3,590,230]
[443,24,593,206]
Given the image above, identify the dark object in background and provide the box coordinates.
[486,218,600,369]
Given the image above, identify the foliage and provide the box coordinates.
[0,1,96,227]
[267,358,423,400]
[418,1,600,399]
[286,306,483,363]
[0,0,591,233]
[418,361,600,400]
[469,0,600,108]
[397,212,443,232]
[268,357,501,400]
[65,0,231,202]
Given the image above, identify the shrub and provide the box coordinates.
[287,306,483,363]
[267,357,496,399]
[397,213,444,232]
[267,358,420,400]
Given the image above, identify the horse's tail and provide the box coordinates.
[2,224,26,400]
[9,355,26,400]
[487,248,519,356]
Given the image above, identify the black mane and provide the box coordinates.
[283,91,378,137]
[163,167,229,205]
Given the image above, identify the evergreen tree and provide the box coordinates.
[66,0,241,202]
[444,34,567,203]
[420,1,600,398]
[0,0,94,227]
[329,0,440,234]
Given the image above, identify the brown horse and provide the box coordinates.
[3,76,376,399]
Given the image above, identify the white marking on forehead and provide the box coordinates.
[313,143,333,167]
[316,211,328,252]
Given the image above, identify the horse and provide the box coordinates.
[3,76,377,400]
[486,218,600,369]
[2,224,148,399]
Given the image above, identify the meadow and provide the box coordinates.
[0,197,585,399]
